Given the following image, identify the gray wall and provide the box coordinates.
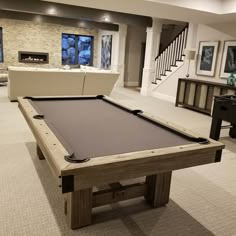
[124,25,146,86]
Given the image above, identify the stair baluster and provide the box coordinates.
[166,46,171,71]
[154,25,188,83]
[178,31,184,60]
[176,34,182,61]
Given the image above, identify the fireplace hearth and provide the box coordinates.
[18,51,49,64]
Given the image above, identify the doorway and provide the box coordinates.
[139,42,146,88]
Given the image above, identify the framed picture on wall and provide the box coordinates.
[196,41,219,77]
[101,35,112,70]
[220,40,236,78]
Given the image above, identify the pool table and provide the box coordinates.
[18,95,224,229]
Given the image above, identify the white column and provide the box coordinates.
[141,19,162,96]
[185,23,198,77]
[113,24,127,87]
[186,23,198,49]
[97,30,102,68]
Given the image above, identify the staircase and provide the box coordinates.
[152,25,189,85]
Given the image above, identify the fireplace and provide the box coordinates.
[18,51,49,64]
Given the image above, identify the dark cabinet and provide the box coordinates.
[175,78,236,115]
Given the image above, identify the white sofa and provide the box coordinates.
[8,66,119,101]
[83,71,119,96]
[0,73,8,83]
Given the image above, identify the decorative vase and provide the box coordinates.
[227,73,235,86]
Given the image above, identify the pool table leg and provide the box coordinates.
[145,171,172,208]
[229,124,236,138]
[37,145,45,160]
[64,188,92,229]
[210,118,222,140]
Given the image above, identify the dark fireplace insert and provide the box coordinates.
[18,51,49,64]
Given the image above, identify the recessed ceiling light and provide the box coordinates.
[102,15,110,22]
[47,7,57,15]
[78,22,86,28]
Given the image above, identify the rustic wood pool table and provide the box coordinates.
[18,95,224,229]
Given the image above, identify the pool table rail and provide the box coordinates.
[64,143,223,191]
[18,97,70,178]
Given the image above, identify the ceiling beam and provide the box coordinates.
[0,9,119,31]
[0,0,152,27]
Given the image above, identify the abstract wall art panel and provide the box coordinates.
[101,35,112,70]
[0,27,3,63]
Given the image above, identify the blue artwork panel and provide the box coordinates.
[0,27,3,63]
[61,33,93,66]
[78,36,93,65]
[62,34,76,65]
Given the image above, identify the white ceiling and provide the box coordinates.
[42,0,236,24]
[146,0,222,14]
[150,0,236,14]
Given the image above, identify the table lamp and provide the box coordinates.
[185,49,196,78]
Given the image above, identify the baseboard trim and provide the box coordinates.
[124,81,139,87]
[151,92,176,103]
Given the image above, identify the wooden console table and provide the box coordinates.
[175,78,236,115]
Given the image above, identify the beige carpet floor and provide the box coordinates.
[0,85,236,236]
